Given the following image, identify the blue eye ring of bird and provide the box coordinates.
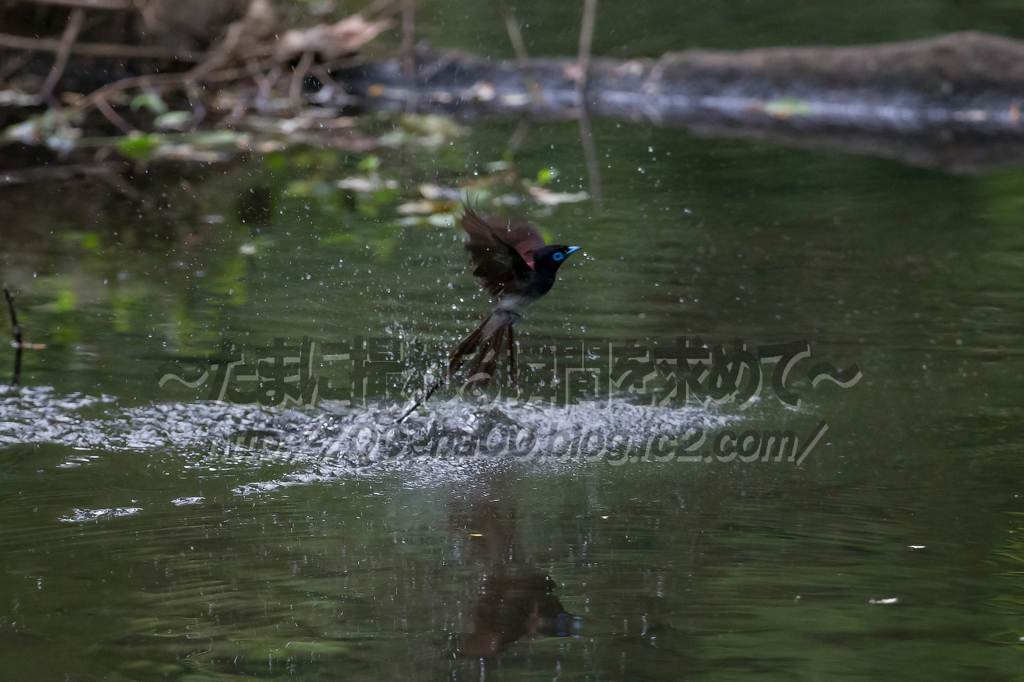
[553,252,564,262]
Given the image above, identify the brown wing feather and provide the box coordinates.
[461,205,542,299]
[504,219,546,265]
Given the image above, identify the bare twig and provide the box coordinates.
[401,0,416,112]
[311,62,342,90]
[577,0,597,88]
[578,109,602,207]
[0,51,35,84]
[491,0,542,109]
[255,64,283,108]
[290,51,315,107]
[186,0,278,80]
[309,62,352,104]
[507,116,531,154]
[576,0,602,207]
[491,0,538,152]
[397,374,445,423]
[76,71,185,110]
[75,64,254,114]
[492,0,529,69]
[93,95,134,133]
[185,83,206,128]
[41,7,86,105]
[3,289,22,387]
[0,32,203,61]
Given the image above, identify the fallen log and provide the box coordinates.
[345,31,1024,173]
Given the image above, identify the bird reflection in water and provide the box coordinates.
[449,496,579,658]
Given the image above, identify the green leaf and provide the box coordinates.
[80,233,101,251]
[764,98,813,119]
[153,111,192,131]
[263,152,286,170]
[194,130,246,146]
[52,290,76,313]
[357,155,381,172]
[285,179,322,197]
[130,93,168,115]
[116,132,164,160]
[324,233,356,244]
[537,167,559,185]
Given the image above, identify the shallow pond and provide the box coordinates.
[4,2,1024,680]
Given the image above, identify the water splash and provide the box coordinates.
[2,385,733,493]
[59,507,143,523]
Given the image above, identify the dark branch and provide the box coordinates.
[0,32,203,61]
[3,289,22,387]
[40,7,86,105]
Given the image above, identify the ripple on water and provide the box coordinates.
[59,507,143,523]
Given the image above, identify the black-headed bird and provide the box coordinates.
[397,205,581,422]
[448,205,581,388]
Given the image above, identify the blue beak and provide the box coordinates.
[566,246,581,257]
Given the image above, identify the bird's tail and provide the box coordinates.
[448,314,517,389]
[398,315,516,422]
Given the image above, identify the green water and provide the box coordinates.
[420,0,1024,55]
[4,3,1024,679]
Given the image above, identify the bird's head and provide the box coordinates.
[532,245,581,272]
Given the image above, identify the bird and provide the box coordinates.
[447,204,581,389]
[396,204,581,422]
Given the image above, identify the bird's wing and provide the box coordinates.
[504,218,546,267]
[461,206,540,299]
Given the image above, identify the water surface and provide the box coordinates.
[3,4,1024,680]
